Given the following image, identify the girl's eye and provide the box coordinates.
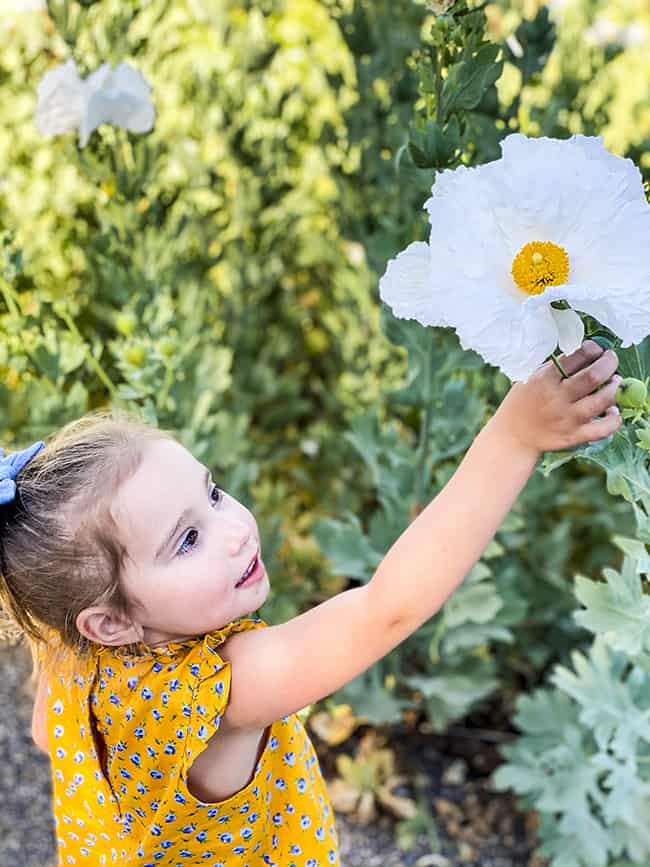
[176,481,223,556]
[178,529,198,556]
[209,482,223,505]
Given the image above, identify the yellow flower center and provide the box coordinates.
[511,241,570,296]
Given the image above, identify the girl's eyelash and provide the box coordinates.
[177,482,223,556]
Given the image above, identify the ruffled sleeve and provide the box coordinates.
[175,618,267,776]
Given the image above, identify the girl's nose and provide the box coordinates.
[224,520,251,557]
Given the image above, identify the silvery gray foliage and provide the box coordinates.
[494,529,650,867]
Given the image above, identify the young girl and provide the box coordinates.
[1,339,621,867]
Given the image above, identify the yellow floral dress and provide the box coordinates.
[43,617,340,866]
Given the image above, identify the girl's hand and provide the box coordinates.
[492,339,622,455]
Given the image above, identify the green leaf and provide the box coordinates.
[313,514,383,582]
[339,670,405,726]
[442,44,503,115]
[64,381,89,415]
[551,639,650,755]
[343,410,388,483]
[443,578,503,629]
[408,671,498,732]
[367,506,411,558]
[408,120,446,169]
[539,433,616,477]
[496,720,601,815]
[30,340,60,382]
[590,435,650,503]
[542,431,650,503]
[636,425,650,451]
[59,333,86,374]
[612,535,650,575]
[428,379,486,461]
[510,689,579,737]
[441,621,513,655]
[573,572,650,657]
[540,808,611,867]
[408,117,462,169]
[616,335,650,381]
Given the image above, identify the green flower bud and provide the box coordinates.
[158,337,178,358]
[116,312,137,337]
[616,377,648,410]
[125,346,146,367]
[305,327,330,356]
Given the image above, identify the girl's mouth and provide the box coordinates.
[235,551,263,588]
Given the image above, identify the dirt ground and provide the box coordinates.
[0,640,540,867]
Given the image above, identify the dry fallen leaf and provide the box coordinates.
[309,703,362,746]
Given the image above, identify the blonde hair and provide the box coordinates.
[0,408,173,657]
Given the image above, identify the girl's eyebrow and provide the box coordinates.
[154,467,211,562]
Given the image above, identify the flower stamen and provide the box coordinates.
[512,241,570,296]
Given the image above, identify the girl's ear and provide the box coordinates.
[76,606,143,646]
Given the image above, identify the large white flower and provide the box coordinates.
[379,134,650,381]
[35,59,155,147]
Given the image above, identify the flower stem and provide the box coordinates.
[550,353,569,380]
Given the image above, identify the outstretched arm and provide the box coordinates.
[222,341,621,730]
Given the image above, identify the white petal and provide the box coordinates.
[109,63,152,102]
[108,92,156,134]
[549,306,584,354]
[379,241,447,326]
[85,63,112,95]
[455,293,558,382]
[80,63,155,145]
[85,90,155,139]
[34,59,85,137]
[565,286,650,348]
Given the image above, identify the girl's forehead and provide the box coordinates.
[112,439,201,537]
[137,438,195,478]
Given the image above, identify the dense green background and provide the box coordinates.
[1,1,649,862]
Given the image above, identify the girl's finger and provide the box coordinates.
[554,339,605,377]
[574,375,622,422]
[562,349,619,403]
[570,404,622,447]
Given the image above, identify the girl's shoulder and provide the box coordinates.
[91,616,267,699]
[132,616,267,669]
[39,617,268,712]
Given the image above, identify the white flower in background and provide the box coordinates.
[585,16,646,49]
[544,0,570,17]
[379,134,650,381]
[0,0,46,11]
[35,59,155,147]
[505,34,524,59]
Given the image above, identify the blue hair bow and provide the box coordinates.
[0,441,45,506]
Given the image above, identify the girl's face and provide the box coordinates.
[112,438,269,646]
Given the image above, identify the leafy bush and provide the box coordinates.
[494,539,650,867]
[1,0,402,618]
